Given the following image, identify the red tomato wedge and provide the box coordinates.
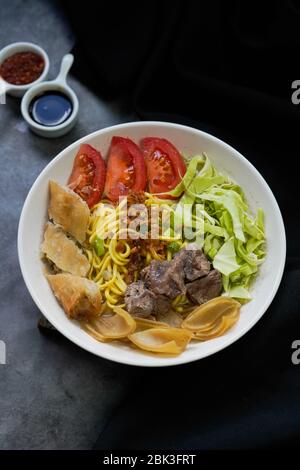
[140,137,186,198]
[68,144,106,208]
[104,136,147,202]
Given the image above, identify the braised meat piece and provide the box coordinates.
[125,281,170,318]
[186,269,222,305]
[175,248,211,281]
[153,295,171,316]
[125,281,154,317]
[141,256,186,299]
[125,248,222,319]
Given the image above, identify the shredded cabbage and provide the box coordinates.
[167,154,266,301]
[212,238,240,276]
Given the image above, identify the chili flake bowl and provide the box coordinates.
[0,42,49,97]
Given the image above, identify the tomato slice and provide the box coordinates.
[68,144,106,208]
[104,136,147,202]
[140,137,186,198]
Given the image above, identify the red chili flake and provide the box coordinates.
[0,51,44,85]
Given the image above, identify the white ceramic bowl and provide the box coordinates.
[0,42,49,97]
[21,54,78,138]
[18,122,286,367]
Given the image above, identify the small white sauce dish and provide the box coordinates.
[0,41,49,97]
[21,53,79,138]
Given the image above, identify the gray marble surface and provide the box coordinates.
[0,0,139,450]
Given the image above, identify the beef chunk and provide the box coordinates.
[125,281,154,317]
[186,269,222,305]
[125,281,170,317]
[141,256,186,299]
[152,295,171,316]
[125,248,221,318]
[175,248,211,281]
[141,260,168,289]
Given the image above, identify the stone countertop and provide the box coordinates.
[0,0,139,450]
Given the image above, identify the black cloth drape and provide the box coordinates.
[60,0,300,449]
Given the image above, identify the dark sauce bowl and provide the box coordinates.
[21,54,78,138]
[29,91,73,127]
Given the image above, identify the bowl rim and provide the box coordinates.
[17,121,286,367]
[0,41,49,91]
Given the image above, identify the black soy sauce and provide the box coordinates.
[29,91,73,127]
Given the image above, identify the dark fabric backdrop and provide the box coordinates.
[60,0,300,449]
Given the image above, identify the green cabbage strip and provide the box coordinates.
[212,238,240,276]
[164,153,266,301]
